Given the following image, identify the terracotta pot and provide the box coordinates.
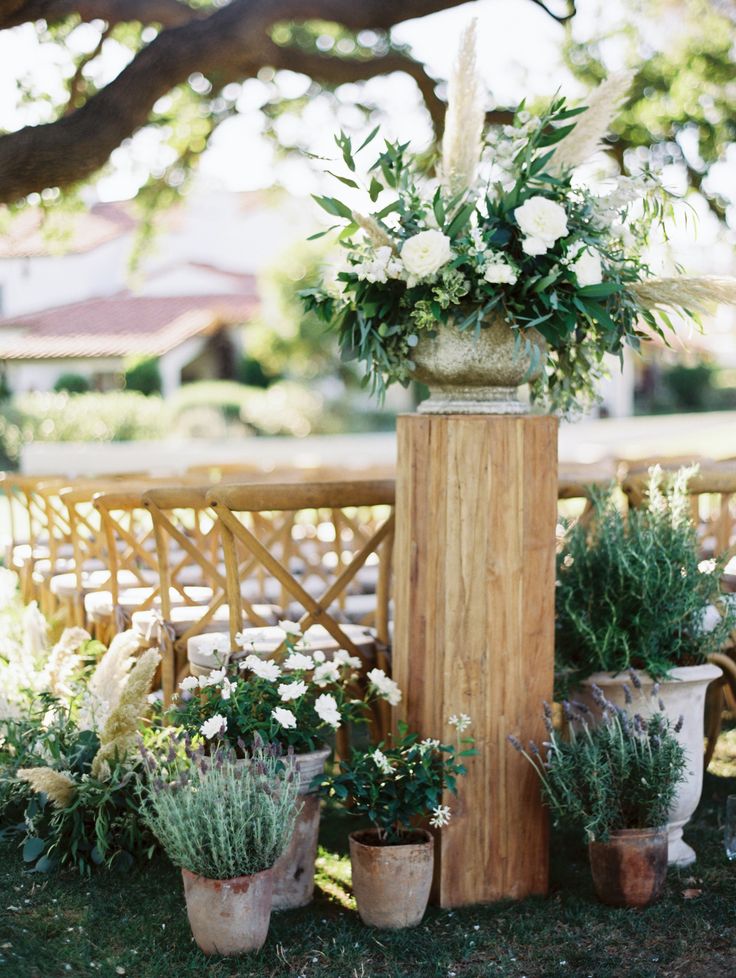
[578,664,722,867]
[411,313,545,416]
[349,828,434,929]
[588,827,668,908]
[181,866,273,956]
[271,746,330,910]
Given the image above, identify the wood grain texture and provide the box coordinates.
[393,414,558,906]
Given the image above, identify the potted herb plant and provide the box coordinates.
[140,735,299,956]
[321,717,474,929]
[302,22,736,416]
[509,689,686,908]
[172,624,400,909]
[556,467,735,866]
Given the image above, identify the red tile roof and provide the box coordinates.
[0,291,257,359]
[0,203,138,259]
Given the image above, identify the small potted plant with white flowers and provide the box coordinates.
[171,624,401,909]
[321,716,474,929]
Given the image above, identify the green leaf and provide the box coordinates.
[577,283,619,298]
[326,171,360,189]
[23,837,45,863]
[357,125,380,153]
[445,201,476,238]
[368,177,383,202]
[33,855,58,873]
[311,195,353,220]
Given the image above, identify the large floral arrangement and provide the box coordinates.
[171,624,401,754]
[302,21,736,411]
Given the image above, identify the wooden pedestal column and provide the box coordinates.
[393,413,558,907]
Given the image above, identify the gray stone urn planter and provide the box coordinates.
[411,313,545,415]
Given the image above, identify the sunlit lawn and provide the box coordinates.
[1,775,735,978]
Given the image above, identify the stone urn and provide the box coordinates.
[271,746,330,910]
[181,866,273,956]
[411,313,545,415]
[349,829,434,929]
[588,827,668,908]
[578,664,722,867]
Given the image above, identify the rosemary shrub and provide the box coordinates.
[510,686,687,842]
[555,467,736,693]
[140,736,299,880]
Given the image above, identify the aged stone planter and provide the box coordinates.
[588,827,668,908]
[181,866,273,956]
[411,313,545,415]
[271,746,330,910]
[578,664,722,867]
[349,828,434,929]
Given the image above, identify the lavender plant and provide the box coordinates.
[509,685,686,842]
[140,735,299,880]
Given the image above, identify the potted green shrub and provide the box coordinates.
[140,735,299,956]
[171,624,400,909]
[321,717,474,929]
[509,689,687,907]
[556,466,736,866]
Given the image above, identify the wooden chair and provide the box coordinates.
[207,479,396,742]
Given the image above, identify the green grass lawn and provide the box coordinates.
[1,775,735,978]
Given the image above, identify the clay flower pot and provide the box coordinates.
[181,866,273,956]
[588,827,668,908]
[579,664,722,866]
[349,828,434,929]
[271,746,330,910]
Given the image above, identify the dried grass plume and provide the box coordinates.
[440,19,486,198]
[18,767,77,808]
[353,212,395,250]
[632,276,736,315]
[79,629,139,732]
[550,71,634,174]
[91,646,160,778]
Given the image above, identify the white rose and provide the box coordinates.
[515,196,568,247]
[200,714,227,740]
[272,706,297,729]
[278,619,302,637]
[366,667,402,706]
[278,680,308,702]
[313,661,341,687]
[314,693,342,729]
[483,260,518,285]
[521,236,549,257]
[401,230,452,279]
[242,655,281,681]
[283,651,315,672]
[569,247,603,287]
[179,676,199,692]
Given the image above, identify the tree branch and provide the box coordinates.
[0,0,199,28]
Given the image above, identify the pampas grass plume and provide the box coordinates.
[440,19,486,198]
[91,646,160,778]
[353,212,395,250]
[550,71,634,174]
[632,276,736,314]
[18,767,77,808]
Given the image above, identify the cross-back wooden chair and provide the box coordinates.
[2,474,64,604]
[207,479,396,741]
[144,485,235,703]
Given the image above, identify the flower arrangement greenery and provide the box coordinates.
[0,620,162,875]
[509,684,687,841]
[140,734,299,880]
[321,715,474,844]
[302,21,736,412]
[555,466,736,694]
[171,624,401,754]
